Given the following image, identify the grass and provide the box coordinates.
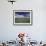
[15,18,30,23]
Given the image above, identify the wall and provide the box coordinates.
[0,0,46,42]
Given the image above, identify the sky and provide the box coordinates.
[15,12,30,17]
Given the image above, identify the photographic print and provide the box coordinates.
[13,10,32,25]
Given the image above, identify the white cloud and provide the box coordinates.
[16,14,24,18]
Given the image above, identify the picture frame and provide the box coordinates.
[13,10,33,25]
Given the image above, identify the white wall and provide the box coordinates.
[0,0,46,42]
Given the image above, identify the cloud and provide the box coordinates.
[15,14,24,18]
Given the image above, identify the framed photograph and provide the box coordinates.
[13,10,32,25]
